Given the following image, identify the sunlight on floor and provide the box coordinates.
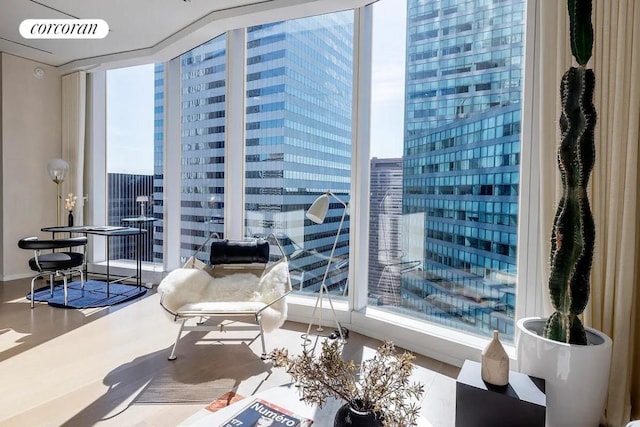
[0,328,30,353]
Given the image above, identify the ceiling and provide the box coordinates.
[0,0,373,73]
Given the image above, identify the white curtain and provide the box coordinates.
[61,71,87,225]
[589,1,640,424]
[535,0,640,424]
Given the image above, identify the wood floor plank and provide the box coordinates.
[0,277,458,426]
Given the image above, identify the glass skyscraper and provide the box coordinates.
[400,0,524,338]
[107,172,154,261]
[369,157,406,305]
[154,13,354,292]
[244,16,353,292]
[178,34,228,259]
[152,63,165,262]
[116,2,524,339]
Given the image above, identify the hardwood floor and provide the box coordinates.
[0,277,459,427]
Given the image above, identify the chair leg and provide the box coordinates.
[257,316,267,360]
[30,277,38,309]
[49,273,55,296]
[168,319,186,361]
[79,268,85,298]
[63,275,68,306]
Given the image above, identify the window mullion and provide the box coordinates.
[515,0,544,319]
[350,5,374,312]
[87,71,107,265]
[224,29,247,240]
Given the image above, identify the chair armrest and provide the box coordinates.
[255,289,293,317]
[159,293,179,321]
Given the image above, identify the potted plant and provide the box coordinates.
[270,340,424,427]
[516,1,612,426]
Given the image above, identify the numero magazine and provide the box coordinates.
[222,398,313,427]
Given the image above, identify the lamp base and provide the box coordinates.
[302,284,346,352]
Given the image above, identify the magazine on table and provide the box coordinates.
[221,398,313,427]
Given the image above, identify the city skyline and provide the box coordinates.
[105,0,525,340]
[106,5,407,176]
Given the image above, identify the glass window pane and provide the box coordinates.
[244,13,354,296]
[106,64,161,264]
[369,0,524,342]
[179,34,227,263]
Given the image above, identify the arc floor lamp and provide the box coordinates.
[304,190,347,343]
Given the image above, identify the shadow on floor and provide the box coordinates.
[61,331,273,426]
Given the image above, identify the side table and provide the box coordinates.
[455,359,546,427]
[121,216,157,283]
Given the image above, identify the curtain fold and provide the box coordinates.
[534,0,640,424]
[61,71,87,225]
[589,1,640,424]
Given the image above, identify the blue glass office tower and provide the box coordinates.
[158,13,353,291]
[244,16,353,292]
[401,0,524,338]
[178,35,227,259]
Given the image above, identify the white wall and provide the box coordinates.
[1,53,62,280]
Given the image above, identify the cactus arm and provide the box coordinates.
[568,0,594,66]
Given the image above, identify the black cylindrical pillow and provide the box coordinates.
[209,239,269,265]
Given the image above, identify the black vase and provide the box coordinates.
[334,403,382,427]
[68,211,74,227]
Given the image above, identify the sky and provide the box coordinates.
[106,64,155,175]
[369,0,407,159]
[106,0,406,175]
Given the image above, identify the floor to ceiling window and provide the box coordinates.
[368,0,524,342]
[98,0,536,360]
[106,64,159,264]
[178,34,227,263]
[242,13,354,295]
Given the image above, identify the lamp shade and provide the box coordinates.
[136,195,149,203]
[306,193,329,224]
[47,158,69,184]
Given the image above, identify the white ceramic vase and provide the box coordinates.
[516,317,612,427]
[481,330,509,387]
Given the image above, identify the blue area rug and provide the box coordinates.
[28,280,147,308]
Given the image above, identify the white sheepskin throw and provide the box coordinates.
[158,261,290,332]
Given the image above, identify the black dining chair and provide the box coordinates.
[18,236,88,308]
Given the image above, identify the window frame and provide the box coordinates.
[90,0,542,366]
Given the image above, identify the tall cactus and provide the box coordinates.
[544,0,596,345]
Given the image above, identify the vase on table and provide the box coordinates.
[334,403,383,427]
[481,329,509,387]
[68,211,74,227]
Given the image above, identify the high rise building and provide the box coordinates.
[107,172,154,261]
[152,63,165,262]
[368,157,405,305]
[155,13,354,292]
[244,16,353,292]
[400,0,524,338]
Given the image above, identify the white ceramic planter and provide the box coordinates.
[516,317,612,427]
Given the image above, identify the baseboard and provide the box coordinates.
[1,272,33,282]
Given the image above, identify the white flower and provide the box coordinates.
[65,193,77,212]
